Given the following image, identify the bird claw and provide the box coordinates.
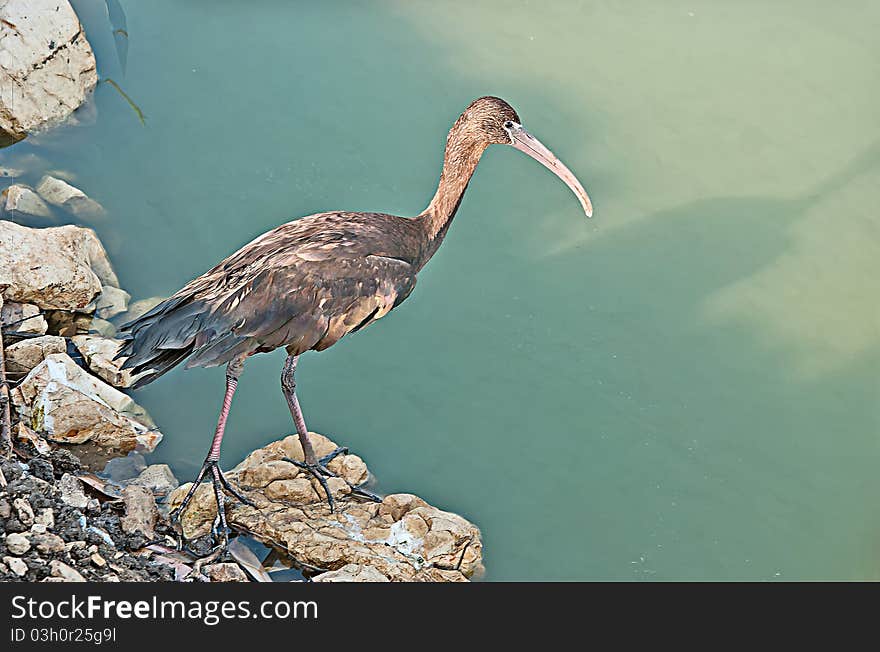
[169,459,253,557]
[283,446,380,512]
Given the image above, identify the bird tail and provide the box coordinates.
[115,294,202,389]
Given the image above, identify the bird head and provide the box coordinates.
[458,96,593,218]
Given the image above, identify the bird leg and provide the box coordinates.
[280,354,380,512]
[170,359,254,552]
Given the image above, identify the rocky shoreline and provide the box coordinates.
[0,218,484,582]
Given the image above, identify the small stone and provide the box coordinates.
[88,317,117,337]
[0,301,48,335]
[203,563,249,582]
[120,296,165,323]
[120,485,158,538]
[103,452,147,482]
[90,552,106,567]
[13,498,34,526]
[87,544,98,554]
[59,474,89,509]
[130,464,179,496]
[35,508,54,528]
[3,556,28,577]
[30,523,47,534]
[31,532,65,554]
[3,335,66,375]
[2,184,51,217]
[65,541,86,552]
[0,499,10,518]
[5,532,31,555]
[36,176,105,218]
[50,560,86,582]
[94,286,130,320]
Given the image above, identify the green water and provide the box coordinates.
[4,1,879,580]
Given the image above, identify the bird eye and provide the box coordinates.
[503,121,513,129]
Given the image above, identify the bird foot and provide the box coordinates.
[169,459,255,556]
[283,446,381,513]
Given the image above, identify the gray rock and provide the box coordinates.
[1,185,51,217]
[31,532,65,554]
[204,563,249,583]
[0,0,98,144]
[94,286,130,320]
[5,532,31,555]
[12,498,34,527]
[103,453,147,483]
[0,220,119,311]
[35,176,105,218]
[3,556,28,577]
[0,301,48,335]
[120,485,158,538]
[58,473,89,509]
[11,353,163,452]
[119,297,165,323]
[49,560,86,582]
[34,508,54,528]
[71,335,134,388]
[3,335,66,375]
[131,464,179,496]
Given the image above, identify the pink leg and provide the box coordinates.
[171,358,252,546]
[207,374,238,462]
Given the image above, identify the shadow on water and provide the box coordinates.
[507,143,880,579]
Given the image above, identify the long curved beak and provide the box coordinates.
[506,123,593,218]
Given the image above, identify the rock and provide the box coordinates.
[0,167,25,179]
[11,353,162,452]
[12,497,34,526]
[169,433,483,582]
[3,335,66,375]
[204,563,249,583]
[5,532,31,555]
[312,563,391,582]
[3,556,28,577]
[94,286,130,320]
[103,452,146,483]
[35,508,54,528]
[31,532,65,554]
[119,297,165,323]
[71,335,134,387]
[58,473,89,509]
[264,478,318,503]
[0,0,98,145]
[120,485,158,538]
[88,317,117,338]
[1,300,48,335]
[0,221,120,311]
[1,184,51,217]
[49,560,86,582]
[90,552,106,567]
[130,464,178,496]
[0,499,10,518]
[35,176,105,218]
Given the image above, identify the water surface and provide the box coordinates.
[3,1,879,580]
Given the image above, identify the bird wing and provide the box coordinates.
[118,214,418,379]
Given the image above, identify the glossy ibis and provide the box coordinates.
[117,96,592,544]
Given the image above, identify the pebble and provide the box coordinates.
[5,533,31,556]
[3,556,28,577]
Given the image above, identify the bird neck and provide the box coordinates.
[417,129,487,263]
